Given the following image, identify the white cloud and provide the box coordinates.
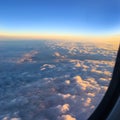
[83,98,91,107]
[54,52,61,57]
[40,64,56,71]
[73,76,90,91]
[65,80,71,85]
[17,50,38,63]
[58,115,76,120]
[57,104,70,113]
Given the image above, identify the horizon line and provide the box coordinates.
[0,32,120,42]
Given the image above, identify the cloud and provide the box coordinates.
[83,98,91,107]
[10,118,21,120]
[73,76,90,91]
[65,80,71,85]
[54,52,65,59]
[54,52,61,57]
[58,115,76,120]
[0,40,117,120]
[58,93,71,99]
[17,50,38,63]
[40,64,56,71]
[57,104,70,113]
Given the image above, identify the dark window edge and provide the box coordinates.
[88,45,120,120]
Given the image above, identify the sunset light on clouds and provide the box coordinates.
[0,0,120,120]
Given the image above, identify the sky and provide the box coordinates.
[0,0,120,39]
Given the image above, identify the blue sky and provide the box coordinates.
[0,0,120,36]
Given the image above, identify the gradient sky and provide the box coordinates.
[0,0,120,37]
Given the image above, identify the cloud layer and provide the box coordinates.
[0,40,117,120]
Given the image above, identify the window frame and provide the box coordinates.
[88,45,120,120]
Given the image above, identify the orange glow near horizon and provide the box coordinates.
[0,31,120,44]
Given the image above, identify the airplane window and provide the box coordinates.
[0,0,119,120]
